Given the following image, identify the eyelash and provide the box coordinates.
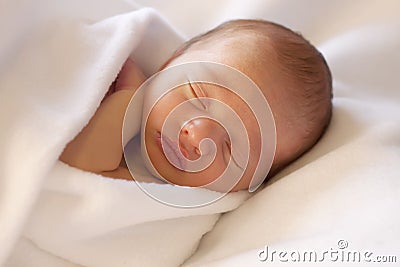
[225,140,231,153]
[223,140,244,170]
[222,140,230,164]
[188,82,207,110]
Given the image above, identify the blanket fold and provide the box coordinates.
[0,2,249,266]
[4,1,399,266]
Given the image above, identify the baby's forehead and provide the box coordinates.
[200,83,255,115]
[218,77,266,116]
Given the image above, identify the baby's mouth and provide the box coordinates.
[155,132,186,171]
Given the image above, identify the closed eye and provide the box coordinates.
[223,140,244,170]
[222,140,231,166]
[188,82,207,110]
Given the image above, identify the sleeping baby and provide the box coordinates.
[60,19,332,192]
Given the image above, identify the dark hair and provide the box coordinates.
[164,19,333,169]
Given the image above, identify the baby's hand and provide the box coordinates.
[114,58,146,92]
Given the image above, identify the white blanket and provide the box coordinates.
[0,1,249,266]
[164,0,399,266]
[2,0,400,266]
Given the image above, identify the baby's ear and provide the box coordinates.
[115,59,146,92]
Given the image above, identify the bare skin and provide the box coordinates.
[61,53,270,191]
[59,21,331,191]
[60,39,294,191]
[60,56,263,191]
[59,59,146,180]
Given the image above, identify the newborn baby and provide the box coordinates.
[60,19,332,192]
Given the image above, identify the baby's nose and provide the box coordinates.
[179,118,226,160]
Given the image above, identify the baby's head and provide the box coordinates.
[141,19,332,191]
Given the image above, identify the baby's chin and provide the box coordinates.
[139,135,248,191]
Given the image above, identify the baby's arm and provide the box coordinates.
[60,89,135,173]
[60,59,146,177]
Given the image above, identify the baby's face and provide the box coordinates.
[140,40,275,192]
[143,81,261,191]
